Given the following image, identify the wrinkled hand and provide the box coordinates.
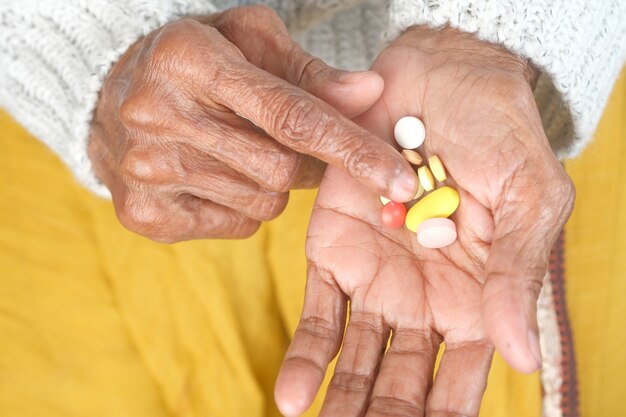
[275,26,575,417]
[88,5,418,242]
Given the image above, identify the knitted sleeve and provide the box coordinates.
[386,0,626,159]
[0,1,222,197]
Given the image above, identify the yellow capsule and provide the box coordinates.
[405,186,460,232]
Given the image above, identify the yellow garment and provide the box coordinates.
[565,73,626,417]
[0,71,623,416]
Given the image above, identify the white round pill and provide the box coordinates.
[394,116,425,149]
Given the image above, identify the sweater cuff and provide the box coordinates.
[0,1,219,198]
[386,0,626,160]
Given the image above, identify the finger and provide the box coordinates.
[176,194,261,240]
[170,19,417,201]
[318,311,389,417]
[119,142,291,221]
[113,188,260,242]
[178,175,290,223]
[425,341,494,417]
[184,116,326,192]
[209,63,416,201]
[365,328,440,417]
[275,263,347,417]
[205,5,383,118]
[482,161,575,373]
[180,25,416,201]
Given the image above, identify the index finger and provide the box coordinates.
[206,56,418,202]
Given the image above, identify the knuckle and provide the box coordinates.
[293,53,329,87]
[343,142,377,179]
[348,311,386,334]
[150,19,224,76]
[273,95,335,147]
[119,148,154,182]
[297,315,338,341]
[330,371,375,394]
[116,193,163,234]
[487,73,534,109]
[368,396,423,417]
[119,94,161,129]
[154,19,205,56]
[507,81,535,109]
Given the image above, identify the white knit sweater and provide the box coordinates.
[1,0,624,197]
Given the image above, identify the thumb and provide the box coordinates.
[286,60,384,119]
[282,57,384,119]
[481,167,575,374]
[209,5,383,117]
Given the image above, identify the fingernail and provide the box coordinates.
[527,330,543,371]
[337,70,377,84]
[390,173,417,202]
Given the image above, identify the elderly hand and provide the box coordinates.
[274,26,575,417]
[88,5,418,242]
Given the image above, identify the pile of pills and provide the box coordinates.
[380,116,460,249]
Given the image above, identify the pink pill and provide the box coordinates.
[417,218,457,248]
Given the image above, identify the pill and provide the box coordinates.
[405,186,460,232]
[401,149,423,165]
[394,116,425,149]
[417,218,457,248]
[417,166,435,191]
[381,201,407,229]
[380,196,391,205]
[413,181,425,200]
[428,155,447,182]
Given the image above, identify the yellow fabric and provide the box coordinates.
[0,70,623,417]
[564,72,626,417]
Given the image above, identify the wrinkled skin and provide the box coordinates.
[275,26,576,417]
[88,6,417,242]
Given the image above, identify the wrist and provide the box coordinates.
[394,25,540,89]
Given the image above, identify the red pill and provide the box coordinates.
[381,201,407,229]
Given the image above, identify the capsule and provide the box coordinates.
[405,186,460,232]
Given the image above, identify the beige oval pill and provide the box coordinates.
[402,149,423,165]
[417,217,457,248]
[380,196,391,205]
[417,166,435,191]
[428,155,447,182]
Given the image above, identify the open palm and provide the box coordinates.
[275,27,575,417]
